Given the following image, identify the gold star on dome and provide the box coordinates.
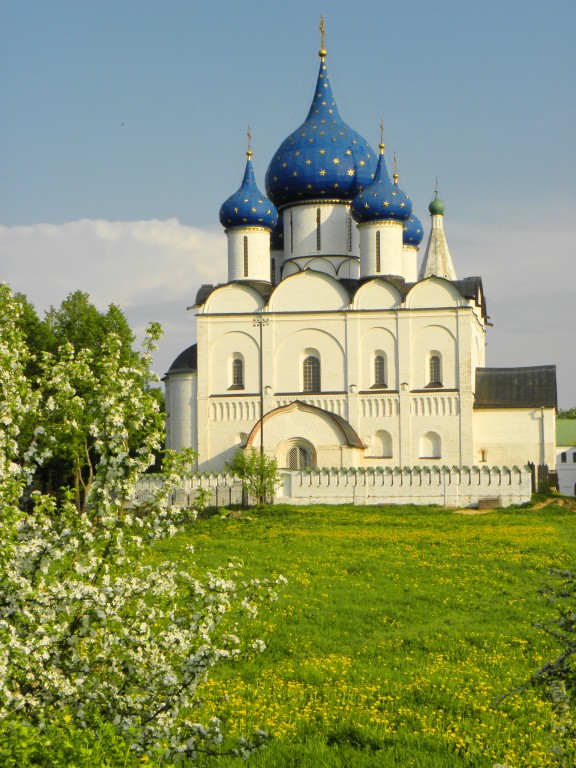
[305,159,312,165]
[243,198,249,203]
[258,199,262,204]
[273,176,277,182]
[400,202,405,207]
[345,149,352,155]
[328,109,333,114]
[295,151,300,156]
[359,160,365,166]
[319,131,325,136]
[323,82,329,88]
[319,148,326,154]
[233,207,238,213]
[266,209,271,214]
[251,207,256,213]
[282,163,287,168]
[334,183,339,188]
[364,202,369,209]
[293,171,298,177]
[319,169,326,176]
[347,168,355,176]
[320,119,326,124]
[366,154,371,159]
[308,138,314,143]
[321,101,326,106]
[301,132,307,137]
[333,157,340,164]
[307,184,313,189]
[382,201,389,207]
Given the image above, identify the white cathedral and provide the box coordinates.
[164,33,557,481]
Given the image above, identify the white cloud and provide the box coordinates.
[0,218,226,377]
[1,214,573,406]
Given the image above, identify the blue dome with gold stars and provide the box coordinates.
[265,52,377,208]
[350,145,412,224]
[220,151,278,231]
[403,212,424,247]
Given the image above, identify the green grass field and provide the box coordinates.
[150,501,576,767]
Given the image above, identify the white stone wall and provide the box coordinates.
[473,408,557,468]
[136,465,532,508]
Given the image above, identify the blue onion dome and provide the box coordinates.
[219,150,278,230]
[265,48,377,209]
[403,212,424,246]
[350,144,412,224]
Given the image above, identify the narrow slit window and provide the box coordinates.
[376,231,381,272]
[290,211,294,254]
[271,257,276,284]
[347,216,352,252]
[243,236,248,277]
[316,208,321,251]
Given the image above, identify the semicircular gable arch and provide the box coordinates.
[208,331,259,394]
[268,270,350,312]
[203,283,265,314]
[406,276,464,309]
[274,327,346,393]
[353,279,402,310]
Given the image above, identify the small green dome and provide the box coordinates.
[429,193,445,216]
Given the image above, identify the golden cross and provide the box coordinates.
[379,118,384,145]
[247,126,252,155]
[319,15,326,50]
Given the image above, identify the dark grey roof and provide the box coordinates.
[474,366,557,408]
[165,343,197,376]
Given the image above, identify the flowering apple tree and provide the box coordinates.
[0,283,285,761]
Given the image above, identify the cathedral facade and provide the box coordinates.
[164,36,557,479]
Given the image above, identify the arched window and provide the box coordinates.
[373,354,387,388]
[316,208,321,251]
[243,236,248,277]
[561,452,567,463]
[288,446,309,469]
[281,438,316,470]
[428,353,442,387]
[229,355,244,390]
[303,356,321,393]
[376,231,381,273]
[419,432,441,459]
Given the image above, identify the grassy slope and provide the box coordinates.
[153,502,576,768]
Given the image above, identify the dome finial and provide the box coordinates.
[393,149,399,184]
[379,117,385,154]
[247,125,252,159]
[319,15,327,58]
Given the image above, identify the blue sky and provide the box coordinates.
[1,0,575,406]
